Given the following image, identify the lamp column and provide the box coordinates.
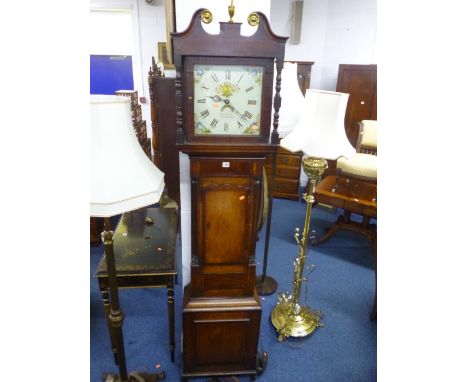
[271,157,327,341]
[102,218,129,381]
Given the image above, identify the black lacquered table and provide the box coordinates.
[95,207,179,362]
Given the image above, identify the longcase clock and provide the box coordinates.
[172,7,287,380]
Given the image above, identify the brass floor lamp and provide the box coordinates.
[90,95,166,381]
[271,89,356,341]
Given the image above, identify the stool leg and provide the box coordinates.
[100,287,118,365]
[167,276,175,362]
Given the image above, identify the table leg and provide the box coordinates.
[314,212,378,320]
[362,215,370,228]
[100,286,118,365]
[167,275,175,362]
[343,210,351,223]
[313,215,344,245]
[369,231,377,321]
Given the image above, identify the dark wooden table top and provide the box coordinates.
[95,207,178,277]
[315,175,376,217]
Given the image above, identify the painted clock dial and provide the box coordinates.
[193,64,263,136]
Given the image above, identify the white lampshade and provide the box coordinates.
[280,89,356,160]
[90,95,165,217]
[273,62,305,138]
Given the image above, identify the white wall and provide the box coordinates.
[130,0,167,132]
[270,0,377,90]
[321,0,377,90]
[90,10,134,55]
[90,0,376,136]
[175,0,271,36]
[90,0,167,134]
[270,0,328,89]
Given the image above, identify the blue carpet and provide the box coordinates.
[90,198,376,381]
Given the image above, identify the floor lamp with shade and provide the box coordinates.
[271,89,356,340]
[90,95,166,382]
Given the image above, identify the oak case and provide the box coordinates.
[172,9,287,380]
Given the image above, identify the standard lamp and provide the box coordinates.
[271,89,355,341]
[257,62,306,296]
[90,95,165,381]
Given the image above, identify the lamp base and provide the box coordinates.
[271,302,323,341]
[255,275,278,295]
[102,371,166,382]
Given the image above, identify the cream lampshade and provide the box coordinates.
[90,95,165,217]
[280,89,355,160]
[274,62,306,138]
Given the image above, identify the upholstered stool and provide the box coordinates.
[334,120,377,191]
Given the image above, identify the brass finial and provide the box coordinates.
[228,0,235,23]
[201,9,213,24]
[247,12,260,26]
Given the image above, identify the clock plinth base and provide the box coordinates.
[255,275,277,295]
[182,285,261,379]
[271,302,323,341]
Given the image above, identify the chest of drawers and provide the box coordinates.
[265,146,302,200]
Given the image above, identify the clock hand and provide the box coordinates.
[208,95,246,124]
[229,105,248,124]
[225,102,245,119]
[207,95,232,105]
[208,95,229,103]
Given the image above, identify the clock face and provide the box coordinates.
[193,64,263,136]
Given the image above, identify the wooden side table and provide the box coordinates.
[314,175,377,320]
[95,207,179,362]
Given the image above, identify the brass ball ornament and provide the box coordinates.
[200,9,213,24]
[248,12,260,26]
